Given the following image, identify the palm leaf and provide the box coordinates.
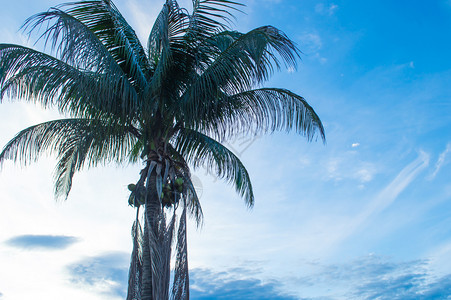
[57,0,150,89]
[167,144,204,224]
[190,0,243,38]
[0,44,139,121]
[180,26,300,128]
[0,118,135,199]
[174,128,254,206]
[200,87,326,141]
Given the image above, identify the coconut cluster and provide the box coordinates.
[127,177,184,208]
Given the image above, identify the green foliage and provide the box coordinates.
[0,1,325,298]
[0,0,324,208]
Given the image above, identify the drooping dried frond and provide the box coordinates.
[146,209,176,299]
[171,203,189,300]
[127,208,144,300]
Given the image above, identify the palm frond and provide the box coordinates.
[201,87,326,141]
[167,144,204,224]
[190,0,243,38]
[174,128,254,206]
[0,118,135,199]
[147,0,189,63]
[39,1,150,89]
[65,1,149,89]
[180,26,300,127]
[0,44,139,121]
[145,0,192,114]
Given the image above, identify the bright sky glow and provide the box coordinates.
[0,0,450,299]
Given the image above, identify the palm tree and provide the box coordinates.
[0,0,325,299]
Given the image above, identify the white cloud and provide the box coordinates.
[300,33,323,52]
[349,151,430,234]
[315,3,339,16]
[356,168,373,183]
[428,240,451,276]
[428,142,451,180]
[311,151,431,254]
[352,143,360,148]
[329,4,339,14]
[299,32,328,63]
[323,153,376,184]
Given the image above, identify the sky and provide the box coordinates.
[0,0,450,299]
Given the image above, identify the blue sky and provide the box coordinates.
[0,0,450,299]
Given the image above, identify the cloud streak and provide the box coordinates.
[323,152,430,249]
[429,142,451,180]
[359,151,429,219]
[5,235,79,250]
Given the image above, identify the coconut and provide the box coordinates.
[128,183,136,191]
[128,194,135,206]
[162,195,172,207]
[175,178,184,186]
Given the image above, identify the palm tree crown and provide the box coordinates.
[0,0,325,299]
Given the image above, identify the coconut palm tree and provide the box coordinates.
[0,0,325,299]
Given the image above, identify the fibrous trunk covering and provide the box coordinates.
[172,204,189,299]
[127,208,143,299]
[127,159,190,300]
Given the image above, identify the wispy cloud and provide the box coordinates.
[342,256,447,300]
[190,268,299,300]
[356,168,373,183]
[347,257,451,299]
[67,252,129,299]
[320,152,430,249]
[323,154,376,184]
[428,142,451,180]
[298,255,451,298]
[190,256,451,299]
[297,32,329,64]
[300,32,323,53]
[5,235,79,250]
[315,3,339,16]
[67,258,300,299]
[357,151,429,220]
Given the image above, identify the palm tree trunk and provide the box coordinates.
[142,162,160,300]
[141,216,153,300]
[141,159,176,300]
